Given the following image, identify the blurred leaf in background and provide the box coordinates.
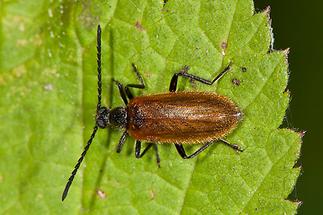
[0,0,301,214]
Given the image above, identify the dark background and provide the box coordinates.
[255,1,323,214]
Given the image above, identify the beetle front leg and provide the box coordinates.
[116,131,128,153]
[125,63,146,100]
[113,80,128,105]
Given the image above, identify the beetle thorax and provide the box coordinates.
[109,107,127,128]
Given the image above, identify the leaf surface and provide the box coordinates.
[0,0,301,214]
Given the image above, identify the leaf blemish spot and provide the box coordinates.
[13,65,26,78]
[241,67,247,72]
[16,39,28,46]
[48,8,53,18]
[96,189,107,199]
[221,41,227,55]
[232,78,241,86]
[149,189,156,200]
[19,23,25,32]
[44,83,54,91]
[135,21,145,31]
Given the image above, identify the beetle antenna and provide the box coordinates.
[97,24,102,109]
[62,25,103,201]
[62,126,99,201]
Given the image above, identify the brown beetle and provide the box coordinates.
[62,25,243,201]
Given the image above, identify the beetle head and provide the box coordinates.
[96,106,110,128]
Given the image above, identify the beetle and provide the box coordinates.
[62,25,243,201]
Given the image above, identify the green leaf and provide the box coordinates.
[0,0,301,214]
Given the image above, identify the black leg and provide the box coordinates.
[169,66,190,92]
[116,131,128,153]
[113,80,128,105]
[125,63,146,99]
[219,139,243,152]
[169,62,232,92]
[153,144,161,167]
[175,142,214,159]
[135,141,151,158]
[175,138,242,159]
[135,141,160,167]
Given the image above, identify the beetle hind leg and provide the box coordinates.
[175,139,242,159]
[219,139,243,152]
[116,131,128,153]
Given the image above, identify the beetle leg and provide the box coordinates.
[169,62,232,92]
[125,63,146,100]
[113,79,128,105]
[135,140,150,157]
[174,142,214,159]
[116,131,128,153]
[169,66,190,92]
[153,144,161,167]
[175,138,242,159]
[135,141,160,167]
[219,139,243,152]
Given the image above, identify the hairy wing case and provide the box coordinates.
[127,92,242,144]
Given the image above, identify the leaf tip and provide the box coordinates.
[287,128,306,140]
[298,130,307,138]
[283,87,290,95]
[296,200,303,208]
[264,5,271,15]
[279,48,290,68]
[261,6,274,51]
[293,161,302,170]
[283,48,290,58]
